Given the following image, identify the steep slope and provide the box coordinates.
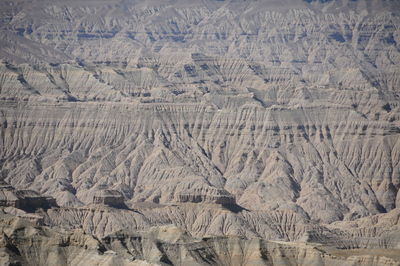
[1,100,399,225]
[0,0,400,263]
[1,213,399,266]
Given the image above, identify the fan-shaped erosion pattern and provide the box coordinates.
[0,0,400,265]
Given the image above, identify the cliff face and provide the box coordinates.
[0,0,400,264]
[0,181,58,212]
[1,215,399,266]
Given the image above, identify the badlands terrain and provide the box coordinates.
[0,0,400,265]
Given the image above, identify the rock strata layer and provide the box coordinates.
[0,0,400,265]
[1,214,399,266]
[0,181,58,212]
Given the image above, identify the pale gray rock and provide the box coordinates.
[0,0,399,264]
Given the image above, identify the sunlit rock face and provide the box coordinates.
[1,216,399,266]
[0,0,400,264]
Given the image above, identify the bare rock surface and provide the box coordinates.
[1,214,399,266]
[0,0,400,264]
[0,181,58,211]
[0,214,154,266]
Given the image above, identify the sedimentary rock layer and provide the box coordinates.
[0,0,399,264]
[1,214,399,266]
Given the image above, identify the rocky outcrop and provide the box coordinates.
[0,181,58,212]
[92,189,127,208]
[175,188,236,205]
[1,214,399,266]
[0,214,151,266]
[0,181,19,207]
[43,202,400,252]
